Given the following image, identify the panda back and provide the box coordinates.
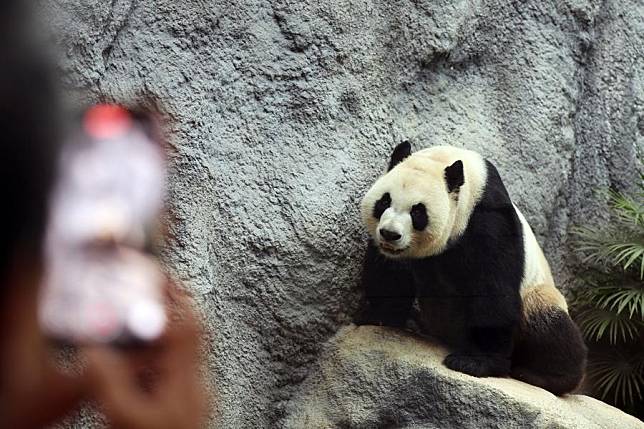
[513,205,555,292]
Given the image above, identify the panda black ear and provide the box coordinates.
[445,160,464,193]
[387,140,412,171]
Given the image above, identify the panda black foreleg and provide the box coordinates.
[355,241,415,328]
[443,295,520,377]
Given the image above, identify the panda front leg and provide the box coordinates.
[355,241,415,328]
[443,294,521,377]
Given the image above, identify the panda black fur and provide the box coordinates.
[356,141,587,395]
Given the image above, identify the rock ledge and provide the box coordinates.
[285,325,644,429]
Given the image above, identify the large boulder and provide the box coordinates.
[285,326,644,429]
[38,0,643,426]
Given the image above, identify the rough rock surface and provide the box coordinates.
[39,0,643,427]
[285,326,644,429]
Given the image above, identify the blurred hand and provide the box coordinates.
[0,267,87,429]
[84,283,206,429]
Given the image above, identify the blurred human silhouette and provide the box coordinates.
[0,3,206,428]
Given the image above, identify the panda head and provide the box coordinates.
[360,141,467,259]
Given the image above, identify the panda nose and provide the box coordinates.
[379,228,401,242]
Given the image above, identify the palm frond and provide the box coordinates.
[607,190,644,228]
[572,227,644,279]
[609,242,644,277]
[587,351,644,406]
[576,286,644,319]
[576,307,643,344]
[598,288,644,319]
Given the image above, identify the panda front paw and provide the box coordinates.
[444,352,510,377]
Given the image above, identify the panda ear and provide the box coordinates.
[387,140,412,171]
[444,160,464,193]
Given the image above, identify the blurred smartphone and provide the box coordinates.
[39,104,167,345]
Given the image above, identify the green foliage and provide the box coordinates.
[572,189,644,279]
[587,351,644,406]
[571,174,644,414]
[576,306,642,344]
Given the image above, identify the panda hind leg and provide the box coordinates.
[511,286,587,395]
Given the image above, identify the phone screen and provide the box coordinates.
[39,104,167,345]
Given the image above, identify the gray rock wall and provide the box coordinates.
[41,0,643,427]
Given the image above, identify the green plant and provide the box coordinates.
[571,177,644,416]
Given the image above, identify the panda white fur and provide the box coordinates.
[356,141,587,395]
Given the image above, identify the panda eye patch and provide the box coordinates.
[411,203,428,230]
[373,192,391,219]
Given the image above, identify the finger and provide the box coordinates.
[158,280,202,367]
[84,347,167,428]
[153,294,204,407]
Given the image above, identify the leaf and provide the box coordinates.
[576,307,642,344]
[577,286,644,320]
[608,190,644,227]
[587,351,644,406]
[599,288,644,319]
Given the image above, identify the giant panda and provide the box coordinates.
[356,141,587,395]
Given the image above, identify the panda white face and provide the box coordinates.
[361,143,488,259]
[360,157,456,259]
